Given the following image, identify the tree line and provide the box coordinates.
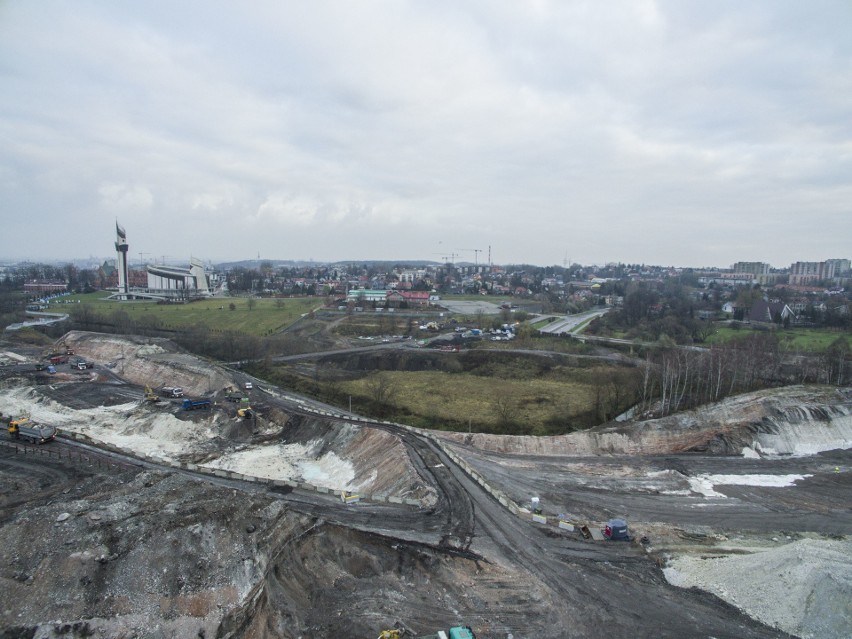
[635,333,850,418]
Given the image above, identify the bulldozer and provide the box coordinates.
[237,406,253,419]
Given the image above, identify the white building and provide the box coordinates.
[147,257,211,298]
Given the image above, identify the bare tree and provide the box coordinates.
[492,390,519,430]
[365,373,396,408]
[823,336,850,385]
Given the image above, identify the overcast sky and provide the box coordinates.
[1,1,850,269]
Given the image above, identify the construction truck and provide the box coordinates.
[425,628,475,639]
[341,490,360,504]
[380,627,475,639]
[159,387,184,398]
[182,398,211,411]
[7,417,57,444]
[225,391,246,403]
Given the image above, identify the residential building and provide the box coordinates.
[747,300,795,324]
[789,261,836,286]
[732,262,770,277]
[23,280,68,294]
[345,289,387,304]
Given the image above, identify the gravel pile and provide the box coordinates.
[664,538,852,639]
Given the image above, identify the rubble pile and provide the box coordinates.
[665,538,852,639]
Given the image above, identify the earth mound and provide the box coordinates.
[437,385,852,457]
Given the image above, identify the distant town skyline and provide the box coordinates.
[2,1,850,267]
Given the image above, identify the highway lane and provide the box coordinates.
[537,308,611,334]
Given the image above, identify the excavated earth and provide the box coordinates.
[0,331,850,638]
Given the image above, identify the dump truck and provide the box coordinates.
[8,418,57,444]
[159,387,184,398]
[225,391,246,403]
[182,398,211,411]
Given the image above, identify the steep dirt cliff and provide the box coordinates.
[436,385,852,456]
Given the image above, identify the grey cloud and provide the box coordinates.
[0,0,849,266]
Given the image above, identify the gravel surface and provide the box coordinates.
[664,538,852,639]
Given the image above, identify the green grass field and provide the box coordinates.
[51,293,320,336]
[338,369,596,434]
[707,325,851,352]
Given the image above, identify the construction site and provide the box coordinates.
[0,330,850,638]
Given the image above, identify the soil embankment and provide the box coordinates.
[436,385,852,456]
[1,332,428,500]
[63,330,233,395]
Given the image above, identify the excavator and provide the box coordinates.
[378,631,404,639]
[237,406,253,419]
[144,385,159,402]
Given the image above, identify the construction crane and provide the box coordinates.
[455,248,482,265]
[432,252,458,266]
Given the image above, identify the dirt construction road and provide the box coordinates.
[1,336,848,638]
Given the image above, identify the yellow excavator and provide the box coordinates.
[378,631,404,639]
[144,385,159,402]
